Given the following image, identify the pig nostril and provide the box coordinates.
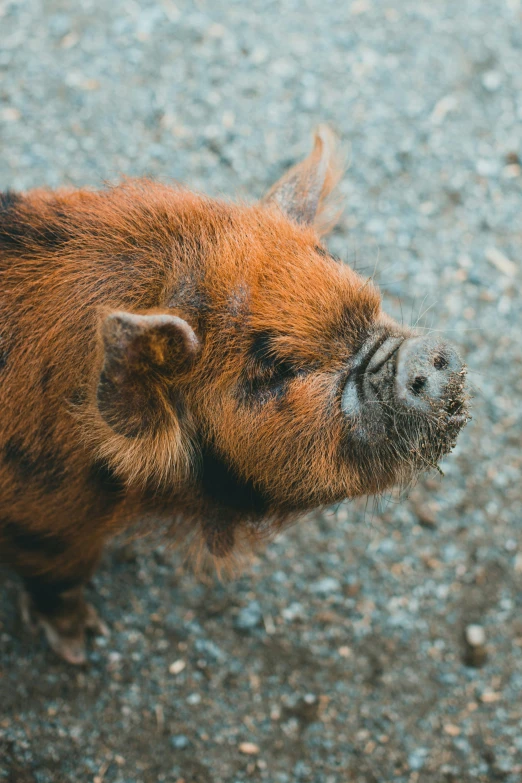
[410,375,427,396]
[433,354,448,371]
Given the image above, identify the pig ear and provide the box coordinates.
[97,311,199,438]
[262,125,343,234]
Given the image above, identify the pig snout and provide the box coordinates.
[341,331,469,445]
[394,336,466,419]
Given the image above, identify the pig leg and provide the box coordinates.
[19,564,108,665]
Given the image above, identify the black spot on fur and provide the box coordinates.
[0,190,23,252]
[69,387,87,407]
[0,190,21,213]
[0,194,71,254]
[4,518,67,557]
[169,273,210,320]
[199,442,269,516]
[88,460,125,505]
[40,366,53,393]
[332,302,374,350]
[37,223,70,251]
[228,284,250,320]
[0,335,10,371]
[23,575,83,616]
[4,436,66,492]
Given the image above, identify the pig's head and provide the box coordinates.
[92,128,469,560]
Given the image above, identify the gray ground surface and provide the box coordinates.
[1,0,522,781]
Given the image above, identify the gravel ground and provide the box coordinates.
[1,0,522,781]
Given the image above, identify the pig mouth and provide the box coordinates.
[341,332,470,480]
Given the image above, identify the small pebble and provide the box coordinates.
[281,602,306,621]
[482,70,502,91]
[480,691,501,703]
[485,247,517,277]
[238,742,260,755]
[234,601,263,631]
[310,577,341,595]
[465,624,486,647]
[408,748,428,771]
[464,624,487,667]
[194,638,226,661]
[444,723,461,737]
[169,659,186,675]
[170,735,190,750]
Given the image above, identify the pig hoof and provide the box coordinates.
[19,592,109,665]
[40,622,89,665]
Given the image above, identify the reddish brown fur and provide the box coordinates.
[0,130,467,660]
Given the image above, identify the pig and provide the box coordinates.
[0,128,469,663]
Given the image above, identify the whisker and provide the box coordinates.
[413,325,486,335]
[398,296,404,328]
[412,298,438,330]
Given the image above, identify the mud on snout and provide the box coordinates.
[341,331,471,490]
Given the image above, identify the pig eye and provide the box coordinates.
[261,357,295,385]
[239,331,298,404]
[247,330,279,372]
[246,331,296,381]
[245,357,297,401]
